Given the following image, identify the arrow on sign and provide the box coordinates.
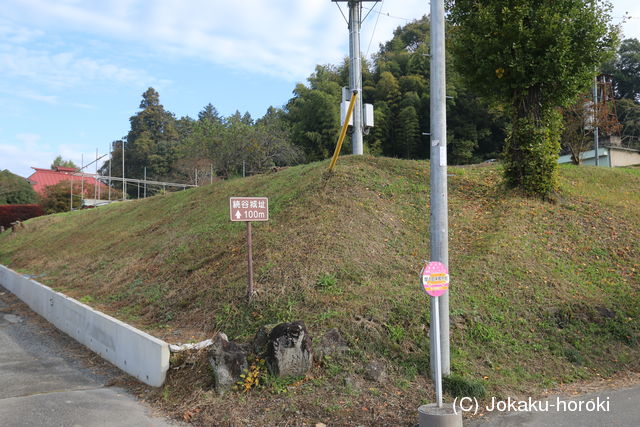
[235,210,242,220]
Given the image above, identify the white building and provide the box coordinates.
[558,136,640,167]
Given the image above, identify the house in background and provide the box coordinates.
[27,166,111,206]
[558,136,640,167]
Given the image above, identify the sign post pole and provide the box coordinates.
[433,295,442,408]
[246,221,254,302]
[418,261,461,426]
[230,197,269,304]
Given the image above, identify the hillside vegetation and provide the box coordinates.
[1,156,638,425]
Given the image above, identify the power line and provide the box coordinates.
[361,0,380,24]
[361,5,415,22]
[365,0,385,57]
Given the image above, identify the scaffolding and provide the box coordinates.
[69,172,198,210]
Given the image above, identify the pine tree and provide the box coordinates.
[125,88,180,182]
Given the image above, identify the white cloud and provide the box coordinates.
[15,133,42,145]
[0,134,51,177]
[0,22,44,44]
[1,0,427,81]
[0,134,91,177]
[0,87,58,104]
[0,43,165,90]
[3,0,637,84]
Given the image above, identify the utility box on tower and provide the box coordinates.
[364,103,374,128]
[340,87,374,128]
[340,100,353,127]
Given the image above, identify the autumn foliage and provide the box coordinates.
[0,204,44,229]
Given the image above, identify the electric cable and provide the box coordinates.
[365,0,384,57]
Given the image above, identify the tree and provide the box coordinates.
[125,88,180,184]
[39,181,79,213]
[616,98,640,149]
[51,156,77,170]
[286,83,340,161]
[198,103,221,123]
[396,106,421,158]
[561,95,597,164]
[448,0,618,196]
[282,16,508,163]
[40,181,122,213]
[0,170,38,204]
[604,38,640,101]
[253,107,303,169]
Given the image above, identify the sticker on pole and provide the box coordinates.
[420,261,449,297]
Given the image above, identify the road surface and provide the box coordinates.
[467,384,640,426]
[0,286,182,427]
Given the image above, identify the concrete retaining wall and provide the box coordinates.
[0,265,169,387]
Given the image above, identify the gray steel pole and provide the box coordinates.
[80,153,84,205]
[429,0,450,377]
[122,141,126,198]
[348,0,363,155]
[433,296,443,407]
[94,149,98,200]
[144,167,147,198]
[594,75,600,166]
[108,143,112,201]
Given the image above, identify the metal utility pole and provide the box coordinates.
[333,1,376,155]
[108,142,112,201]
[80,154,84,206]
[122,141,126,199]
[429,0,450,377]
[348,0,363,155]
[144,167,147,198]
[95,148,100,200]
[594,75,600,166]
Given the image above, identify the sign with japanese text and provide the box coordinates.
[420,261,449,297]
[229,197,269,222]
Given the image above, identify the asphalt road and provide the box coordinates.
[0,287,182,427]
[467,384,640,427]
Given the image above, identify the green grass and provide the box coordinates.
[1,156,638,401]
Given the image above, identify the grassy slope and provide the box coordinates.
[1,156,638,423]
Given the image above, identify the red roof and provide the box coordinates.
[28,167,109,195]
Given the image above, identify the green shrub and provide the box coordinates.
[443,374,486,398]
[503,110,562,198]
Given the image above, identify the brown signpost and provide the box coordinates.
[230,197,269,302]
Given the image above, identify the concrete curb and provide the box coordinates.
[0,265,169,387]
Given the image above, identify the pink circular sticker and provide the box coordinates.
[420,261,449,297]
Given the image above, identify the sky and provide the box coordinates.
[1,0,639,178]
